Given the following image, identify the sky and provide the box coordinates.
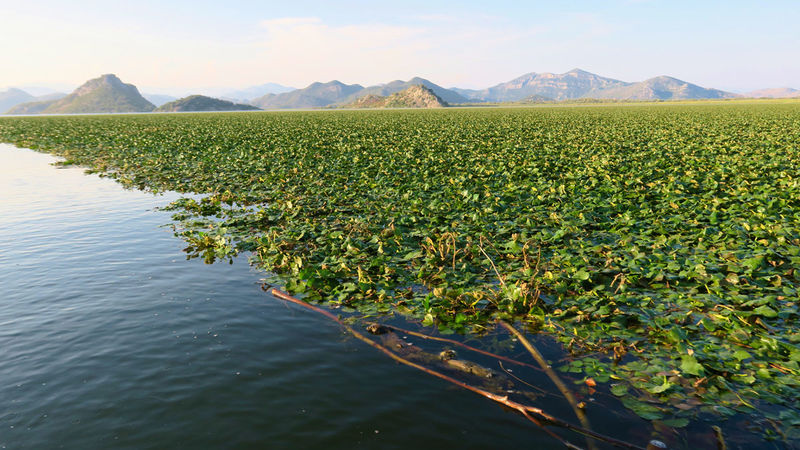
[1,0,798,95]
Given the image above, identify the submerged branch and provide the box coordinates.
[269,288,644,450]
[368,322,542,372]
[499,320,597,450]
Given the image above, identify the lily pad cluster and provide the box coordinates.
[1,104,798,438]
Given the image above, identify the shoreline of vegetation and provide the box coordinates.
[1,102,798,444]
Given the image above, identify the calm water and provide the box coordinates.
[0,144,569,449]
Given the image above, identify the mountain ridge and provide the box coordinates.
[7,74,154,114]
[144,93,178,107]
[155,95,261,112]
[0,88,35,113]
[250,80,365,109]
[344,85,448,109]
[586,75,737,100]
[223,83,295,102]
[342,77,468,105]
[744,87,800,98]
[455,69,630,102]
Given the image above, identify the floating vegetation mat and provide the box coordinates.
[1,103,799,446]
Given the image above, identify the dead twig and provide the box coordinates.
[712,425,726,450]
[478,237,505,286]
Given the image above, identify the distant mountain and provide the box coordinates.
[7,74,155,114]
[1,88,35,113]
[155,95,261,112]
[744,87,800,98]
[344,77,468,105]
[449,87,484,101]
[222,83,295,102]
[587,76,737,100]
[251,80,364,109]
[345,85,448,109]
[1,89,67,114]
[6,100,53,115]
[144,93,178,107]
[450,69,738,102]
[462,69,629,102]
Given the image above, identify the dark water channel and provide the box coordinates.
[0,144,776,449]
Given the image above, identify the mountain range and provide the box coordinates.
[743,87,800,98]
[454,69,624,101]
[2,70,798,115]
[452,69,736,102]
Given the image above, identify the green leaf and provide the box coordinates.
[402,250,423,260]
[732,373,756,384]
[661,418,689,428]
[622,397,664,420]
[574,269,590,281]
[753,305,778,318]
[648,377,673,394]
[610,384,628,397]
[742,256,764,272]
[680,354,705,376]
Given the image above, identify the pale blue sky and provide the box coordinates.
[1,0,797,94]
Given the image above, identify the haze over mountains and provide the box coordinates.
[221,83,295,103]
[2,69,798,114]
[744,87,800,98]
[0,88,66,113]
[250,81,365,109]
[143,94,178,107]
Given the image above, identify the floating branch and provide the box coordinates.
[367,322,542,371]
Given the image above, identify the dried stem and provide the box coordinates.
[478,236,505,286]
[712,425,727,450]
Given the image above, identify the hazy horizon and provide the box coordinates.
[2,0,798,95]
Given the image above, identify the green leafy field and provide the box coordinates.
[2,103,799,438]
